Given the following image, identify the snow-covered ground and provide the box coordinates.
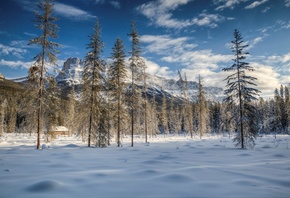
[0,134,289,198]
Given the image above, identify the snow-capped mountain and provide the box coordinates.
[56,57,224,101]
[56,57,83,86]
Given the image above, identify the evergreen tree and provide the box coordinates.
[142,63,148,143]
[44,76,61,132]
[178,71,193,137]
[168,94,176,134]
[266,96,280,137]
[108,38,128,147]
[160,91,168,135]
[273,85,289,133]
[20,64,39,135]
[6,94,18,133]
[256,97,266,134]
[223,29,260,149]
[0,96,6,136]
[67,85,76,134]
[82,20,106,147]
[220,102,235,137]
[29,0,60,149]
[197,75,207,139]
[148,92,159,137]
[209,102,221,135]
[280,85,288,132]
[128,21,144,147]
[285,86,290,132]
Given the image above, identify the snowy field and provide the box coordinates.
[0,134,290,198]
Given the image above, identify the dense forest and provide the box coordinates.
[0,0,289,149]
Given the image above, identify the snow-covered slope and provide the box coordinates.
[0,134,290,198]
[56,57,224,101]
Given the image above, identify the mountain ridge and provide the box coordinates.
[56,57,224,102]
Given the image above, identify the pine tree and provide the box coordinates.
[148,92,159,137]
[128,21,144,147]
[6,94,18,133]
[197,75,207,139]
[280,85,288,132]
[178,71,193,137]
[44,76,61,133]
[223,29,260,149]
[67,85,76,134]
[254,97,266,134]
[0,99,7,136]
[268,94,280,137]
[168,94,176,133]
[285,86,290,133]
[82,20,106,147]
[209,102,221,135]
[160,90,168,135]
[29,0,60,149]
[142,64,148,143]
[108,38,128,147]
[220,102,235,137]
[0,96,7,136]
[20,64,39,135]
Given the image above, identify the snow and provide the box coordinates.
[0,134,290,198]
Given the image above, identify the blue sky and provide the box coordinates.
[0,0,290,97]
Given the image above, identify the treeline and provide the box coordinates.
[0,0,289,149]
[1,78,289,146]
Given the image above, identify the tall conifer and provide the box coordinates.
[197,75,207,139]
[109,38,128,147]
[29,0,60,149]
[223,29,260,149]
[128,21,144,147]
[82,20,105,147]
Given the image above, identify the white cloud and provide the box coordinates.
[13,0,35,12]
[191,12,225,28]
[24,32,37,37]
[246,36,264,50]
[141,33,285,98]
[281,20,290,29]
[109,1,121,9]
[286,0,290,7]
[136,0,192,29]
[137,0,225,29]
[141,34,233,89]
[0,44,27,59]
[141,35,197,55]
[143,58,174,78]
[95,0,105,3]
[214,0,249,11]
[262,6,270,13]
[0,59,34,69]
[95,0,121,9]
[54,3,96,21]
[245,0,268,9]
[265,53,290,64]
[250,62,281,98]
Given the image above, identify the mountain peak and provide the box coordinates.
[56,57,83,86]
[56,57,224,101]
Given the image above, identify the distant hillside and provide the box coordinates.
[0,78,24,93]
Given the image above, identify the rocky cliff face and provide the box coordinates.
[56,57,83,86]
